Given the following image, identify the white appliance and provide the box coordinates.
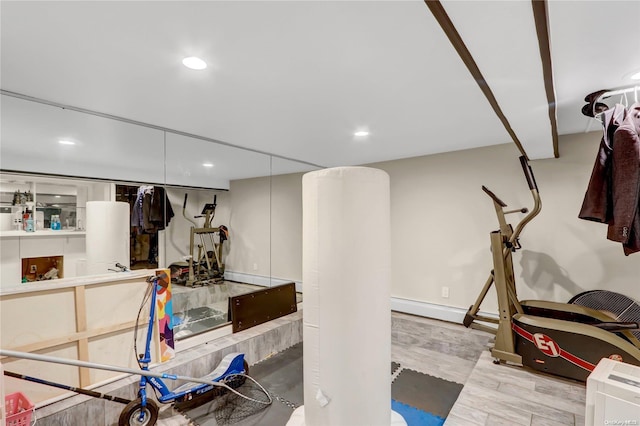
[586,358,640,426]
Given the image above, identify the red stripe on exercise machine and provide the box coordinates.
[512,322,596,372]
[512,323,533,340]
[558,348,596,371]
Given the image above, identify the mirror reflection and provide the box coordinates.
[0,93,310,342]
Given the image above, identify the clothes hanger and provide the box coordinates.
[584,85,640,131]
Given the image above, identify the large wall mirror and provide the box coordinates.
[0,92,318,340]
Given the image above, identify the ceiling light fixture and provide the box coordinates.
[354,130,370,137]
[631,71,640,80]
[202,163,214,167]
[58,140,75,145]
[182,57,207,70]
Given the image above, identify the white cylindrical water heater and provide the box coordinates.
[86,201,130,275]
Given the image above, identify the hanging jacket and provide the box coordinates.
[131,186,154,232]
[131,187,145,228]
[579,104,628,223]
[150,186,175,230]
[607,103,640,255]
[142,190,155,232]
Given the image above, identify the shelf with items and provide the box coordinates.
[0,229,86,238]
[9,203,37,232]
[2,181,38,232]
[2,177,85,232]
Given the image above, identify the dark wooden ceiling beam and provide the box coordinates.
[423,0,531,160]
[532,0,559,158]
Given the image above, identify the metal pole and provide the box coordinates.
[1,349,272,407]
[4,370,130,405]
[0,349,225,389]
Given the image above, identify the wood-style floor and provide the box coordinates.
[390,312,586,426]
[159,310,587,425]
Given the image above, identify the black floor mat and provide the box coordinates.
[185,388,291,426]
[248,343,304,408]
[184,344,303,426]
[391,368,462,419]
[183,343,461,425]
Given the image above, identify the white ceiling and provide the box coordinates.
[548,0,640,135]
[1,1,639,170]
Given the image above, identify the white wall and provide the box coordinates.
[375,131,639,313]
[224,131,640,319]
[514,133,640,301]
[6,130,634,320]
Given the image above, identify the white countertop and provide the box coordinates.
[0,229,86,238]
[0,269,155,296]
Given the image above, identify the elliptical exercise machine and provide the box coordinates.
[169,194,228,287]
[464,156,640,382]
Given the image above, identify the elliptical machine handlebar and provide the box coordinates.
[481,156,541,247]
[181,193,198,227]
[510,156,542,245]
[519,155,538,191]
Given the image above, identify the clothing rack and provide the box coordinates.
[595,85,639,104]
[583,85,640,132]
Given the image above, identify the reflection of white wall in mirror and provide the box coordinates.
[226,177,270,279]
[37,183,77,196]
[87,181,114,203]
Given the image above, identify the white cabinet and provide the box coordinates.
[0,237,21,285]
[0,232,86,288]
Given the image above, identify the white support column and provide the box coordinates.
[288,167,405,426]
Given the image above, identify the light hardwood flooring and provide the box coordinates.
[389,312,586,426]
[158,310,587,426]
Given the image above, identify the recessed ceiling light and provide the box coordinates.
[631,71,640,80]
[354,130,370,137]
[54,195,61,198]
[183,57,207,70]
[58,140,75,145]
[202,163,214,167]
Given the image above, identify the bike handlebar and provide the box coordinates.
[147,272,168,283]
